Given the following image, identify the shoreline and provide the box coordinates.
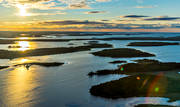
[1,36,180,44]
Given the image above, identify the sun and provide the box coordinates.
[16,4,31,16]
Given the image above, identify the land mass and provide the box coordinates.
[0,43,112,59]
[135,104,176,107]
[0,31,152,38]
[88,59,180,76]
[0,66,9,70]
[127,42,179,46]
[109,60,127,64]
[2,36,180,43]
[92,48,155,58]
[90,73,180,101]
[15,62,64,67]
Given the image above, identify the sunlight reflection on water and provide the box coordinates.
[8,37,37,51]
[3,66,40,106]
[16,41,36,51]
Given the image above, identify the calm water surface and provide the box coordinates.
[0,33,180,107]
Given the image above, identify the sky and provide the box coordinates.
[0,0,180,32]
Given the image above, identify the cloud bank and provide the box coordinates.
[85,11,106,14]
[35,20,180,30]
[145,16,180,21]
[120,15,149,18]
[0,0,111,10]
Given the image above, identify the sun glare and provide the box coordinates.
[20,59,28,63]
[18,41,30,48]
[17,4,31,16]
[17,37,31,40]
[18,41,30,51]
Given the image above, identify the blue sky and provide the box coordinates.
[0,0,180,32]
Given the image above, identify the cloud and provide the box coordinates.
[98,24,166,30]
[0,0,111,17]
[116,19,137,21]
[101,20,109,21]
[2,19,180,31]
[40,20,107,25]
[1,0,63,10]
[145,16,180,21]
[120,15,149,18]
[1,0,110,10]
[171,24,180,28]
[85,11,106,14]
[96,0,111,2]
[60,0,111,9]
[25,12,66,16]
[119,15,180,22]
[36,20,174,30]
[135,5,157,8]
[60,0,91,9]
